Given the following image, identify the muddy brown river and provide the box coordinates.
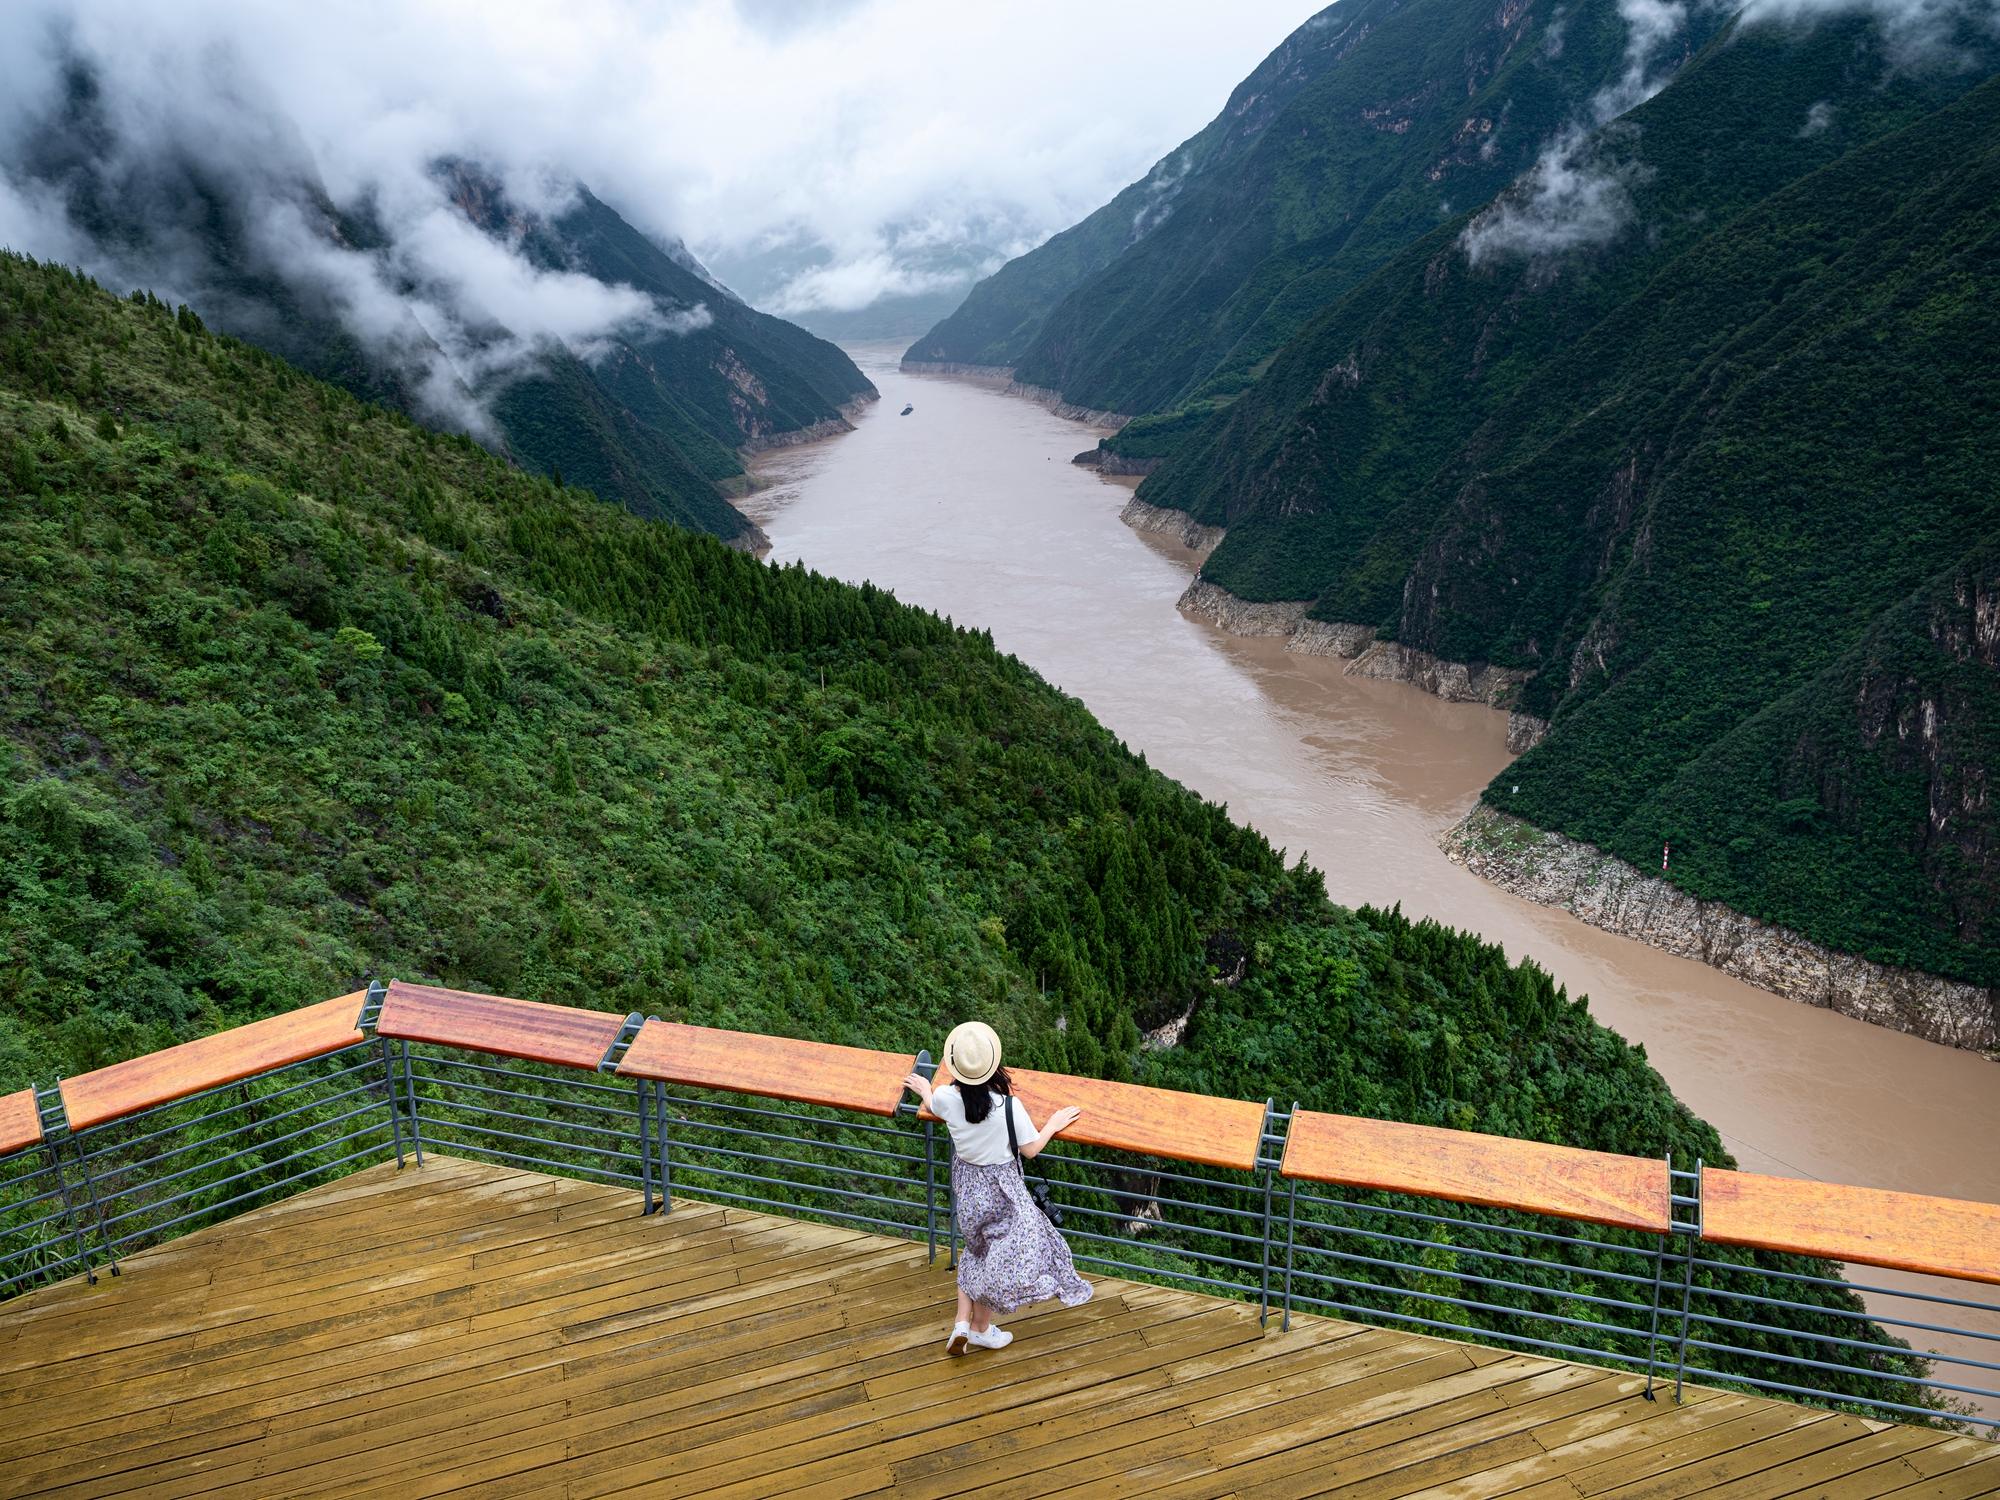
[747,342,1998,1390]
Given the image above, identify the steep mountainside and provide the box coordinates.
[4,68,873,544]
[0,249,1703,1148]
[0,252,1925,1403]
[907,0,1715,419]
[1133,14,2000,989]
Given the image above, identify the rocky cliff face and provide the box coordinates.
[1173,574,1525,708]
[1124,499,1224,559]
[1441,806,1999,1055]
[1003,380,1131,430]
[1074,447,1163,478]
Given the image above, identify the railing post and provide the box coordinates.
[653,1082,672,1214]
[62,1129,118,1279]
[1281,1100,1298,1332]
[917,1050,939,1264]
[1642,1153,1671,1400]
[400,1041,424,1167]
[378,1036,407,1168]
[1674,1157,1703,1403]
[636,1079,655,1214]
[35,1088,96,1288]
[1258,1098,1276,1328]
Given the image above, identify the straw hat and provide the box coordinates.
[942,1020,1001,1085]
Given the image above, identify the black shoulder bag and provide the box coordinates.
[1002,1093,1063,1228]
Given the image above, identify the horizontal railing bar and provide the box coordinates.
[662,1114,926,1168]
[1678,1333,2000,1400]
[409,1053,636,1100]
[0,1205,79,1249]
[99,1133,392,1252]
[667,1092,914,1139]
[418,1097,639,1147]
[1689,1252,2000,1312]
[1675,1361,2000,1429]
[1050,1198,1271,1249]
[73,1057,377,1164]
[0,1183,72,1216]
[1068,1249,1261,1300]
[97,1115,393,1232]
[666,1181,925,1238]
[422,1118,642,1169]
[414,1073,637,1121]
[91,1099,386,1211]
[1693,1281,2000,1344]
[69,1044,375,1145]
[670,1159,926,1216]
[81,1080,379,1182]
[1289,1185,1658,1262]
[1288,1237,1657,1315]
[1293,1214,1663,1291]
[417,1134,646,1189]
[1035,1152,1267,1201]
[670,1138,925,1193]
[1289,1264,1656,1347]
[1684,1307,2000,1372]
[1284,1286,1659,1368]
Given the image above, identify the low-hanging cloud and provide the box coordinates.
[1459,0,1995,268]
[3,2,1327,345]
[0,7,718,438]
[1460,0,1686,266]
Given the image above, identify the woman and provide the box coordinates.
[904,1021,1092,1354]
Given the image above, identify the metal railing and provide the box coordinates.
[2,1028,1994,1438]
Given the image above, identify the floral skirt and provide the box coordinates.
[952,1157,1092,1315]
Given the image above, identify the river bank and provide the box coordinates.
[748,342,2000,1203]
[1444,805,1998,1055]
[1153,556,1988,1050]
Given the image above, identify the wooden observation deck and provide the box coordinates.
[2,1156,1993,1499]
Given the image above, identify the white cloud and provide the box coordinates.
[0,1,1327,331]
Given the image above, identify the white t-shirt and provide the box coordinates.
[930,1084,1037,1166]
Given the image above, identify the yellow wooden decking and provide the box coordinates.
[0,1157,1993,1498]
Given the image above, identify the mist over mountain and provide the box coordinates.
[0,10,873,542]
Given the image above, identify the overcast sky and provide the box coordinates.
[0,0,1327,317]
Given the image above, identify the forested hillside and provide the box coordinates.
[0,252,1938,1407]
[3,64,873,545]
[0,250,1685,1150]
[1130,15,2000,987]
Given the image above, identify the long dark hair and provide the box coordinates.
[959,1066,1012,1125]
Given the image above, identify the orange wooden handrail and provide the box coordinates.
[374,981,626,1071]
[923,1062,1266,1172]
[57,992,369,1133]
[1281,1110,1673,1235]
[1702,1170,2000,1286]
[616,1022,915,1117]
[0,1089,42,1157]
[24,982,2000,1293]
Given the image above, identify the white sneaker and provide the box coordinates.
[966,1326,1013,1351]
[946,1322,970,1355]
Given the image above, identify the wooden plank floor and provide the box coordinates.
[0,1157,1993,1499]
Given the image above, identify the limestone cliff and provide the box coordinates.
[1440,806,1999,1055]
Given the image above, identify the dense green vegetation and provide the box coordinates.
[1134,19,2000,986]
[0,252,1943,1413]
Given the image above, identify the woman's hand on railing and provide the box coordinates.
[1022,1104,1081,1158]
[902,1072,934,1111]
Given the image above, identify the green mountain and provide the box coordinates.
[0,251,1929,1403]
[905,0,1719,416]
[1128,13,2000,987]
[4,67,873,545]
